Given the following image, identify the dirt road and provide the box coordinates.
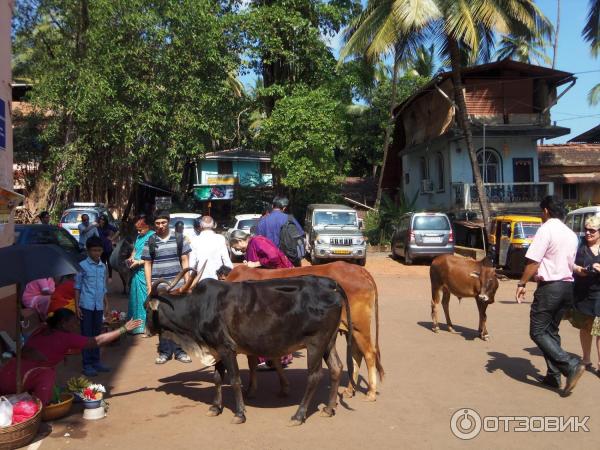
[33,254,599,449]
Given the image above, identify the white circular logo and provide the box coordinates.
[450,408,482,440]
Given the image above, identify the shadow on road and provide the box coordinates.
[153,367,354,420]
[485,351,558,392]
[417,321,478,341]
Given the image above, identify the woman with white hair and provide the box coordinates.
[572,215,600,376]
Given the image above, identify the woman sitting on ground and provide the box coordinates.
[0,309,142,405]
[572,215,600,376]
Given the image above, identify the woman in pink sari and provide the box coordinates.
[229,230,293,368]
[22,278,55,318]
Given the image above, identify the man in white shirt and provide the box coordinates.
[189,216,233,281]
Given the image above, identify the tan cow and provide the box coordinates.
[226,261,383,401]
[429,254,499,340]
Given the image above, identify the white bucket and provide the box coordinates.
[83,406,106,420]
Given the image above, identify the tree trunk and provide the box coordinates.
[552,0,560,68]
[448,38,491,232]
[375,48,400,207]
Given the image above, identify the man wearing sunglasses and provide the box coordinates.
[516,196,584,395]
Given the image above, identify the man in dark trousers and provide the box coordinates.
[516,196,585,395]
[256,196,304,266]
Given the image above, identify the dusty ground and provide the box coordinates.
[26,253,600,449]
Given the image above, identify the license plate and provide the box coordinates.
[71,229,79,235]
[332,249,351,255]
[422,236,442,244]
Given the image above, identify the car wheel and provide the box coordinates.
[357,257,366,266]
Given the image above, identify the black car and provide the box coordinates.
[15,224,86,263]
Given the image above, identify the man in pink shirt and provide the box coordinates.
[516,196,585,395]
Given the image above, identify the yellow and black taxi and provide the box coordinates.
[489,215,542,273]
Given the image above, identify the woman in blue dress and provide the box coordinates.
[127,214,155,335]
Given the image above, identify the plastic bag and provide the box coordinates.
[12,400,39,425]
[0,396,13,428]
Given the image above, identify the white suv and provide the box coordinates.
[226,214,261,258]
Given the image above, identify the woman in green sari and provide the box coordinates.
[127,214,155,335]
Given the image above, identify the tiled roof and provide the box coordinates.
[538,143,600,167]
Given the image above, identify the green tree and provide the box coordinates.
[340,0,552,229]
[13,0,244,213]
[584,0,600,105]
[259,87,346,191]
[496,34,551,65]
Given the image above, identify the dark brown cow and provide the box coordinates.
[429,255,499,340]
[226,262,383,401]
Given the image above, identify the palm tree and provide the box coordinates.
[405,43,436,77]
[584,0,600,104]
[340,0,551,229]
[496,34,551,66]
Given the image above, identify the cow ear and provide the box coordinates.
[148,298,160,311]
[469,271,480,278]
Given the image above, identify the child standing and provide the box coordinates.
[75,236,109,377]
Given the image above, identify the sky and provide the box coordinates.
[245,0,600,143]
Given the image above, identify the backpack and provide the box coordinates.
[148,233,184,263]
[279,215,305,264]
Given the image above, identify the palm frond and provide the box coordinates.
[583,0,600,57]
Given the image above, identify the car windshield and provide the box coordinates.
[169,217,197,229]
[238,219,258,230]
[61,210,98,224]
[513,222,540,239]
[412,216,449,231]
[314,211,357,226]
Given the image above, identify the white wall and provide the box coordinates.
[402,135,540,211]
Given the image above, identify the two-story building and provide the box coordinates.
[380,60,576,217]
[192,148,272,217]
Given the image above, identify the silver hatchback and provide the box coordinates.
[391,212,454,264]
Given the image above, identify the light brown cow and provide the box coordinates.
[429,254,499,340]
[226,261,383,401]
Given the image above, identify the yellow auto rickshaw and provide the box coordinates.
[489,215,542,273]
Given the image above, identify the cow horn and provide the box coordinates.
[166,268,195,292]
[177,267,199,294]
[190,260,208,290]
[151,278,170,295]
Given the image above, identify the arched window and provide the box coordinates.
[419,157,429,181]
[476,147,502,183]
[436,153,445,191]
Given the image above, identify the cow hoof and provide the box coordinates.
[231,415,246,425]
[432,326,439,333]
[206,406,222,417]
[342,388,355,399]
[481,334,490,341]
[447,326,457,334]
[364,391,377,402]
[320,407,335,417]
[287,418,304,427]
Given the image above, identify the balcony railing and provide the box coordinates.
[452,182,554,210]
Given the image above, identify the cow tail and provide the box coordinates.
[372,276,384,380]
[365,271,384,380]
[338,283,356,391]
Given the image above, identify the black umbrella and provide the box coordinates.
[0,244,80,392]
[0,244,79,288]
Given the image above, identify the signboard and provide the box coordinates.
[194,186,234,201]
[202,173,237,185]
[0,99,5,150]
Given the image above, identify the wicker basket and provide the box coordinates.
[41,393,74,422]
[0,398,42,450]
